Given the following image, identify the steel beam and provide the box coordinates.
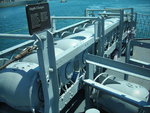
[56,36,95,68]
[0,33,33,40]
[83,79,148,108]
[86,54,150,81]
[104,41,117,57]
[118,9,124,57]
[126,39,150,69]
[35,31,59,113]
[52,16,97,20]
[0,40,34,56]
[130,40,150,49]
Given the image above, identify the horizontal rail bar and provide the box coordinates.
[137,13,150,16]
[130,40,150,49]
[83,79,148,107]
[129,58,150,69]
[86,8,133,11]
[0,40,34,56]
[86,9,121,12]
[105,8,133,11]
[52,16,98,20]
[98,13,122,16]
[54,20,91,34]
[132,38,150,41]
[0,33,33,40]
[86,54,150,81]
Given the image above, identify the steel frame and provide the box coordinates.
[126,38,150,69]
[84,54,150,112]
[0,8,139,113]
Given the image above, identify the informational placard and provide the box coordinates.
[26,3,51,35]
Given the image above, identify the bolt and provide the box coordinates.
[47,79,50,83]
[61,97,64,101]
[49,68,53,72]
[70,96,72,99]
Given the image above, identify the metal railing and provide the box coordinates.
[0,8,137,113]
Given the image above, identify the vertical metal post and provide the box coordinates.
[94,21,98,41]
[93,21,98,55]
[47,31,59,113]
[35,31,59,113]
[51,16,56,32]
[85,63,94,110]
[97,16,105,57]
[124,40,131,80]
[130,8,134,28]
[118,9,124,57]
[134,13,137,30]
[129,8,135,40]
[85,8,88,16]
[96,16,105,74]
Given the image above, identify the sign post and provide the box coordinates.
[26,3,59,113]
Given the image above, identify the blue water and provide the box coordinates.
[0,0,150,50]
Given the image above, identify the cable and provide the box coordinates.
[94,73,108,81]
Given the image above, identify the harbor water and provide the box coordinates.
[0,0,150,51]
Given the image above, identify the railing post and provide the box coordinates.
[118,9,124,57]
[35,31,59,113]
[97,16,105,57]
[124,39,131,80]
[85,8,88,16]
[96,16,105,74]
[85,63,94,110]
[51,16,56,32]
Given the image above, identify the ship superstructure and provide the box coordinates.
[0,5,150,113]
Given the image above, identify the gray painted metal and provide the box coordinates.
[126,39,150,68]
[56,36,95,68]
[59,78,80,111]
[85,63,94,110]
[118,9,124,57]
[0,8,144,113]
[0,33,32,40]
[86,54,150,81]
[83,79,148,108]
[0,62,39,112]
[35,31,59,113]
[0,40,34,56]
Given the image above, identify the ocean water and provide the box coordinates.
[0,0,150,51]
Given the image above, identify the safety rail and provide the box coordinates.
[126,38,150,69]
[51,16,97,37]
[0,17,97,57]
[0,17,99,113]
[84,54,150,112]
[85,8,134,17]
[0,8,137,113]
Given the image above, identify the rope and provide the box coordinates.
[0,46,37,70]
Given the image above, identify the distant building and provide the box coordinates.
[0,0,48,8]
[0,0,47,3]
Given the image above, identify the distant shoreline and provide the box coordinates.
[0,0,37,8]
